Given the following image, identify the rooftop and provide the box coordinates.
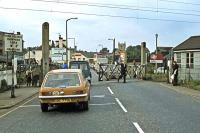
[174,36,200,51]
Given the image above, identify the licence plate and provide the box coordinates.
[55,99,72,103]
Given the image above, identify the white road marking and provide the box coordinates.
[107,87,114,95]
[89,103,115,106]
[91,95,105,98]
[115,98,127,113]
[132,122,144,133]
[0,95,37,119]
[19,105,40,108]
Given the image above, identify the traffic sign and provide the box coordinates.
[4,33,23,52]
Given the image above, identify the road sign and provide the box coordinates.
[4,33,23,52]
[150,60,163,63]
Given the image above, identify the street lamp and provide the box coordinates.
[108,38,115,64]
[66,17,78,64]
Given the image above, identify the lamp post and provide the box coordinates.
[108,38,115,64]
[66,17,78,65]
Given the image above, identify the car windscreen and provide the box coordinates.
[44,73,80,88]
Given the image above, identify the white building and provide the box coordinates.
[24,50,42,65]
[174,35,200,81]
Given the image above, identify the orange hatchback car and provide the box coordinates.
[39,69,90,112]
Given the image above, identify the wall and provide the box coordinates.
[177,51,200,81]
[0,70,17,88]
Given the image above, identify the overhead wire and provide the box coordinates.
[0,6,200,23]
[32,0,200,17]
[159,0,200,6]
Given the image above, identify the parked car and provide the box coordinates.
[154,67,165,74]
[39,69,90,112]
[69,61,92,84]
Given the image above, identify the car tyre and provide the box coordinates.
[81,101,89,111]
[41,103,48,112]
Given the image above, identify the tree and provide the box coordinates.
[100,48,109,54]
[126,45,141,62]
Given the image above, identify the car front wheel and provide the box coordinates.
[41,103,48,112]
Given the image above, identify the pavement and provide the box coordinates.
[159,82,200,100]
[0,86,39,109]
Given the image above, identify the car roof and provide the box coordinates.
[48,69,82,74]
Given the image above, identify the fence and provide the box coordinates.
[97,64,146,81]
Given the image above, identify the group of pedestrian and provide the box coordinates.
[26,67,40,87]
[116,60,179,86]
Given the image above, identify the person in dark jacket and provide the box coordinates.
[118,63,127,83]
[172,61,179,86]
[26,71,32,87]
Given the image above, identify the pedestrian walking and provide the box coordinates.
[118,62,127,83]
[172,61,179,86]
[26,70,32,87]
[32,67,40,87]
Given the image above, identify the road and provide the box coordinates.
[0,71,200,133]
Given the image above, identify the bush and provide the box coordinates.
[0,79,8,92]
[145,73,168,82]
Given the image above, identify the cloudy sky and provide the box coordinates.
[0,0,200,52]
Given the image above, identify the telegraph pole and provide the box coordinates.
[11,33,15,98]
[155,34,158,69]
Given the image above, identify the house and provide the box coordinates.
[24,50,42,65]
[157,47,173,57]
[71,52,89,61]
[173,35,200,81]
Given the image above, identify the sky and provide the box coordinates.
[0,0,200,52]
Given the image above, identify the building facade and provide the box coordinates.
[174,36,200,81]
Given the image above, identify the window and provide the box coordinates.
[176,53,181,68]
[44,73,80,88]
[186,52,194,68]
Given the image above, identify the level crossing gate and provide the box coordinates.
[98,64,146,81]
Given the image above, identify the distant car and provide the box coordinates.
[69,61,92,84]
[154,67,165,74]
[39,69,90,112]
